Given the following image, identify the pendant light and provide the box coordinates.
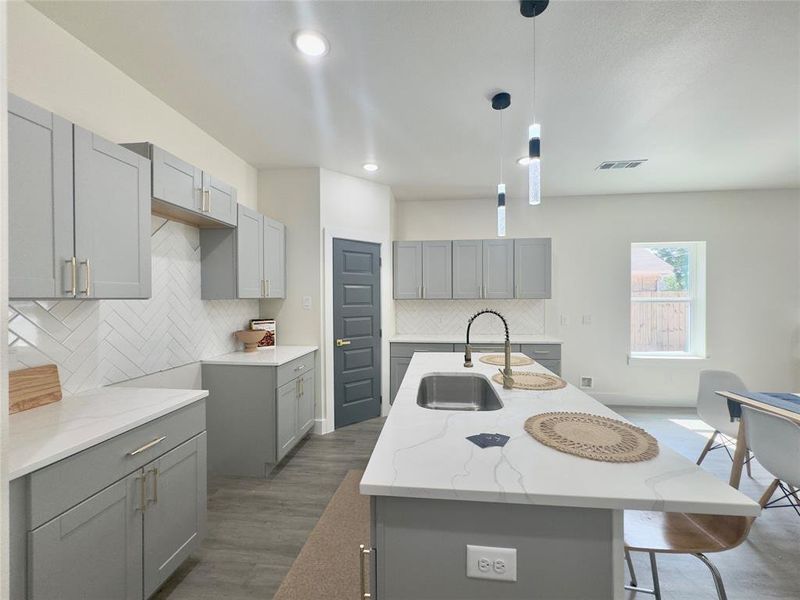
[520,0,548,205]
[491,92,511,237]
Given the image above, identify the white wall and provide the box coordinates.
[395,189,800,405]
[8,2,258,209]
[0,2,9,595]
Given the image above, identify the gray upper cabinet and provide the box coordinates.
[74,127,151,299]
[29,471,143,600]
[9,96,151,300]
[203,172,237,226]
[482,239,514,299]
[125,142,237,228]
[514,238,552,298]
[151,145,202,212]
[236,205,264,299]
[143,434,207,598]
[263,216,286,298]
[201,205,286,300]
[422,241,452,299]
[8,95,74,299]
[393,241,423,299]
[452,240,483,299]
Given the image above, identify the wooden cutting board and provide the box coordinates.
[9,364,62,414]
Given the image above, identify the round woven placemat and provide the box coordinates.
[492,370,566,390]
[524,412,660,463]
[480,354,535,367]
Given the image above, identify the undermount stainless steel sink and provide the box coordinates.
[416,374,503,411]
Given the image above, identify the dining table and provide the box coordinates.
[716,390,800,488]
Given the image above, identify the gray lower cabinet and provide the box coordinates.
[393,241,423,299]
[452,240,483,299]
[514,238,551,298]
[389,343,454,403]
[143,434,207,598]
[203,352,316,477]
[10,95,151,300]
[521,344,562,375]
[124,142,237,228]
[12,401,207,600]
[422,241,452,299]
[482,239,515,299]
[200,205,286,300]
[29,471,143,600]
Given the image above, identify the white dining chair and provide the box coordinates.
[742,405,800,514]
[696,370,751,476]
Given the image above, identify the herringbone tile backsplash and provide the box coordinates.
[395,299,545,335]
[9,217,259,394]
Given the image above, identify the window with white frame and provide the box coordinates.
[630,242,706,357]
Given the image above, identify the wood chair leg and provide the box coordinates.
[759,479,780,508]
[694,553,728,600]
[649,552,662,600]
[697,430,719,466]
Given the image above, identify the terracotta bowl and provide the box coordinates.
[235,329,267,353]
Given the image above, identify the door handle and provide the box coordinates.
[148,467,159,505]
[336,339,351,347]
[136,472,147,512]
[80,259,91,296]
[359,545,373,599]
[127,436,166,456]
[65,257,77,296]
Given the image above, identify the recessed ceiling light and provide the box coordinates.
[362,163,379,173]
[292,30,329,57]
[517,156,532,166]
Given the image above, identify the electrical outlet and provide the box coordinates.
[581,376,594,388]
[560,314,569,326]
[302,296,312,310]
[582,314,592,325]
[466,545,517,582]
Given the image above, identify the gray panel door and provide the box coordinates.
[8,95,74,299]
[29,471,143,600]
[143,433,207,598]
[277,379,298,460]
[152,145,202,212]
[263,216,286,298]
[298,369,315,433]
[422,241,452,299]
[482,239,514,299]
[390,356,411,404]
[452,240,483,299]
[392,241,422,299]
[515,238,552,298]
[334,238,382,428]
[203,172,237,226]
[73,126,151,298]
[236,205,263,298]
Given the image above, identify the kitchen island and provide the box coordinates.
[360,352,759,600]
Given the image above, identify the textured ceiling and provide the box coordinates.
[33,0,800,200]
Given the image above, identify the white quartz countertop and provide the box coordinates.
[9,387,208,480]
[389,334,562,344]
[360,353,759,516]
[203,345,318,366]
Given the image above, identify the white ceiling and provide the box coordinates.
[33,0,800,200]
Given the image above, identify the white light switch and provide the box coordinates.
[582,314,592,325]
[466,545,517,582]
[302,296,312,310]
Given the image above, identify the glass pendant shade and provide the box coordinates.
[497,183,507,237]
[528,123,541,205]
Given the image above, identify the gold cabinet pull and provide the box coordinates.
[80,259,91,296]
[359,545,372,599]
[65,257,77,296]
[336,339,351,347]
[265,279,271,297]
[202,189,211,212]
[148,467,159,504]
[294,364,306,372]
[136,472,147,511]
[128,436,166,456]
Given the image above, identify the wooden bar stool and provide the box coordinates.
[624,510,756,600]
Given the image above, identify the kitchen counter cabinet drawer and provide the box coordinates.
[521,344,561,360]
[537,359,561,375]
[454,343,521,354]
[389,343,454,358]
[277,352,315,388]
[29,401,205,529]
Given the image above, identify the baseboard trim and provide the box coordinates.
[588,391,695,408]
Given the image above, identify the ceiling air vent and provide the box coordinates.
[596,159,648,170]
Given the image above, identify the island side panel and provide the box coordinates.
[374,496,616,600]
